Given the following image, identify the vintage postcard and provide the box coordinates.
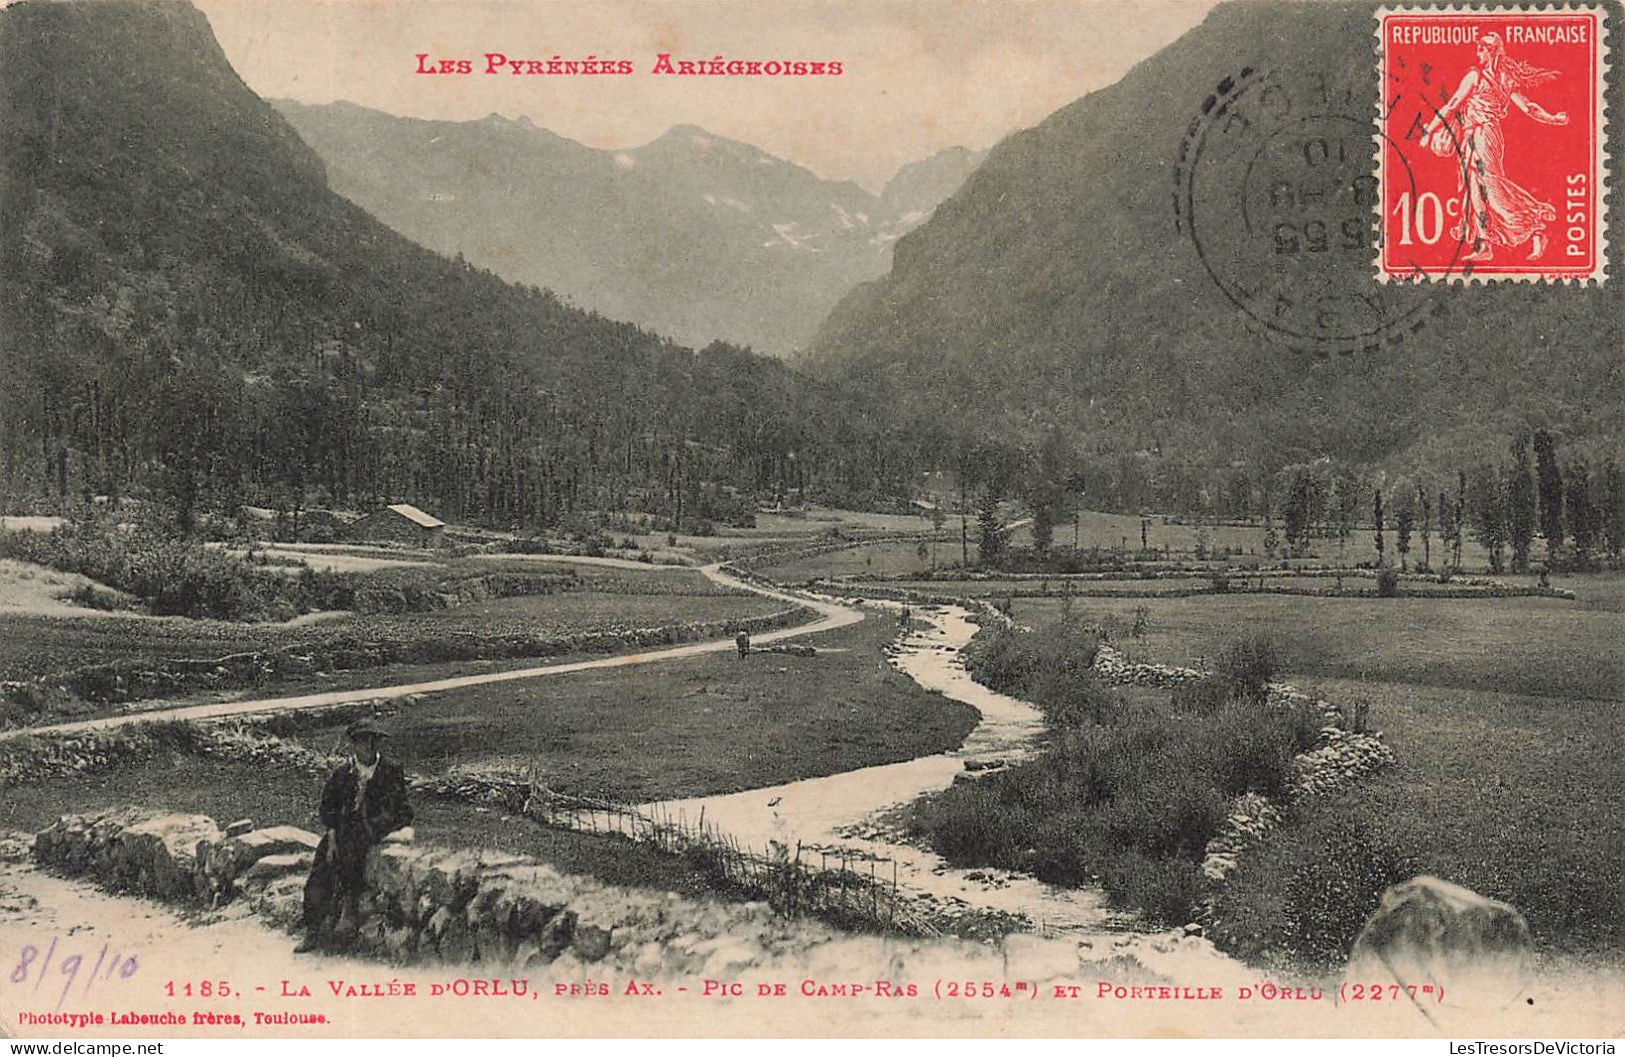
[0,0,1620,1042]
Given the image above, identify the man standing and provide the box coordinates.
[295,717,413,953]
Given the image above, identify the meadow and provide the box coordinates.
[1020,582,1622,702]
[1209,677,1623,966]
[0,605,977,904]
[0,552,795,726]
[750,538,951,583]
[278,613,977,802]
[902,567,1624,964]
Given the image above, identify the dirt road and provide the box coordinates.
[0,565,857,742]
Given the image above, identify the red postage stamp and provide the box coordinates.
[1376,6,1609,282]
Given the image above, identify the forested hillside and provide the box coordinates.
[0,0,915,528]
[810,1,1624,516]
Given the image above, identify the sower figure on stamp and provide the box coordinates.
[295,718,413,953]
[1421,32,1568,262]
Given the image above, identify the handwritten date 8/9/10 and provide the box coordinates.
[10,937,139,1010]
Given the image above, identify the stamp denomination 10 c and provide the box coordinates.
[1376,6,1609,282]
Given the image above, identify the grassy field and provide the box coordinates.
[1006,509,1522,571]
[752,538,953,583]
[737,504,1527,580]
[281,612,977,803]
[340,590,787,638]
[1211,677,1624,964]
[0,604,980,904]
[884,577,1215,598]
[0,590,789,687]
[1017,583,1623,703]
[950,571,1623,962]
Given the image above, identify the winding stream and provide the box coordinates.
[637,600,1130,935]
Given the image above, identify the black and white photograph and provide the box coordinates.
[0,0,1619,1041]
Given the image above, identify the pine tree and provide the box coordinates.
[1031,504,1055,554]
[976,485,1005,565]
[1533,429,1565,560]
[1566,458,1596,565]
[1283,468,1315,557]
[1418,484,1433,570]
[1454,470,1468,571]
[1506,432,1536,573]
[1372,490,1386,565]
[1601,457,1625,563]
[1468,463,1508,573]
[1333,474,1358,564]
[1394,493,1414,571]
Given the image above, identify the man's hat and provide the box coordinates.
[345,717,391,741]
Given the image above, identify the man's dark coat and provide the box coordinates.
[302,756,413,931]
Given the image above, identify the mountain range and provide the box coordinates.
[809,0,1623,495]
[0,0,913,526]
[273,100,985,357]
[3,0,1618,529]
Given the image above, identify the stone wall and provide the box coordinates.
[1091,642,1205,687]
[30,809,857,977]
[23,808,1251,988]
[0,721,332,789]
[3,602,805,713]
[1085,642,1396,892]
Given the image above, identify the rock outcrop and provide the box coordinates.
[1347,876,1533,1004]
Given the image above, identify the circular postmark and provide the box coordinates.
[1176,68,1444,356]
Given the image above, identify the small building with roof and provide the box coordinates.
[347,503,446,546]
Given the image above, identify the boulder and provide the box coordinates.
[200,826,320,898]
[0,830,33,862]
[115,814,221,900]
[247,873,309,928]
[1347,876,1533,1004]
[239,851,314,887]
[534,908,578,960]
[572,924,614,963]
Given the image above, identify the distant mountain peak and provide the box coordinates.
[277,103,987,356]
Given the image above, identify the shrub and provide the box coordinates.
[913,782,1028,867]
[1032,670,1124,729]
[1097,770,1228,859]
[963,623,1101,704]
[1098,852,1206,927]
[65,582,131,612]
[1170,675,1231,716]
[1214,634,1279,702]
[1282,810,1417,967]
[919,624,1323,930]
[1208,700,1301,800]
[1375,566,1400,597]
[1209,570,1232,594]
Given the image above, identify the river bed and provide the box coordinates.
[636,602,1130,935]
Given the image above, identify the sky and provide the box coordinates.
[196,0,1216,192]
